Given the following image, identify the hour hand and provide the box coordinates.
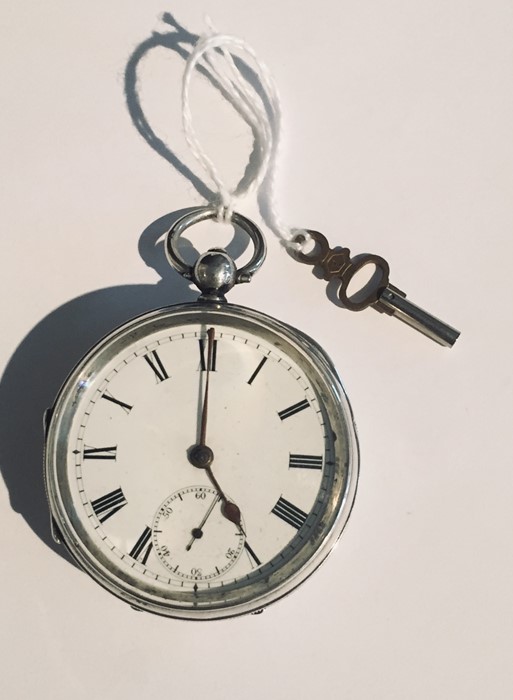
[221,500,245,536]
[188,445,245,534]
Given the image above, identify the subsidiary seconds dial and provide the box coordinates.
[153,486,245,580]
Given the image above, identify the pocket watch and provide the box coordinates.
[44,207,359,619]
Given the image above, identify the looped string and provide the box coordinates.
[182,23,307,250]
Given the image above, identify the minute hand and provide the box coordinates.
[199,327,215,446]
[188,328,245,534]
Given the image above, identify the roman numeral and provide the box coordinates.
[101,391,133,414]
[144,349,169,383]
[244,541,262,567]
[129,526,153,565]
[289,454,323,470]
[278,398,310,421]
[91,487,127,523]
[83,445,117,460]
[271,496,308,530]
[248,356,268,385]
[199,338,217,371]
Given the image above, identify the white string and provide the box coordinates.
[182,23,306,250]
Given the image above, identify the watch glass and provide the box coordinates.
[45,302,358,619]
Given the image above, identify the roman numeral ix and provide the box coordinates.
[271,496,308,530]
[91,487,127,523]
[83,445,117,460]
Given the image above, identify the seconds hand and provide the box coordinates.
[188,328,245,533]
[185,493,221,551]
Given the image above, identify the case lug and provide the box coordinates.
[43,406,54,438]
[50,516,63,545]
[44,407,62,544]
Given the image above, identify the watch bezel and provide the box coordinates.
[45,301,359,619]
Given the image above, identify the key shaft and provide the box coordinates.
[376,285,460,348]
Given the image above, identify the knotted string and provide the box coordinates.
[182,24,307,250]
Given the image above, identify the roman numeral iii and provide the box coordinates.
[289,454,323,470]
[91,487,127,523]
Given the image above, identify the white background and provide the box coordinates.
[1,1,512,698]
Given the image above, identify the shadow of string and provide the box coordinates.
[0,12,269,557]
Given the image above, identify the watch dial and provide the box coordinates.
[46,304,358,618]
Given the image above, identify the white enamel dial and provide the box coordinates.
[45,303,358,619]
